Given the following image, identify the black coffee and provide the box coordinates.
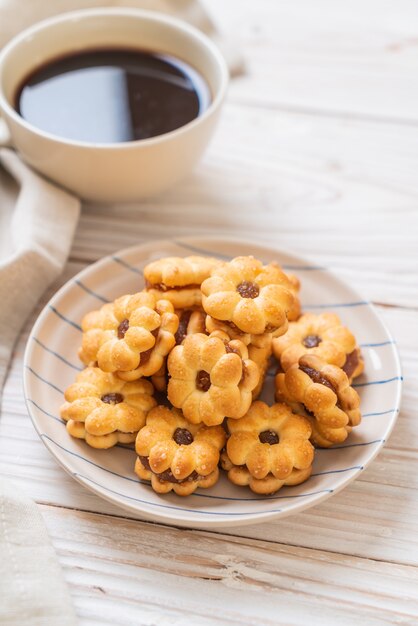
[15,48,211,143]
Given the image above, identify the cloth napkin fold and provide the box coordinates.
[0,149,80,626]
[0,478,78,626]
[0,149,80,389]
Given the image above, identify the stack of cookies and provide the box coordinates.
[60,254,364,496]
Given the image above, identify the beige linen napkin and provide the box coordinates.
[0,478,78,626]
[0,148,80,624]
[0,149,80,387]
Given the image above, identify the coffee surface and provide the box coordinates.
[15,48,210,143]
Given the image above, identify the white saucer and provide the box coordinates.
[23,238,402,528]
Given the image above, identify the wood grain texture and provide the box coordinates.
[41,505,418,626]
[210,0,418,122]
[74,106,418,307]
[2,0,418,624]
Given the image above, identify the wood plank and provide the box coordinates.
[209,0,418,122]
[2,432,417,566]
[71,105,418,307]
[41,504,418,626]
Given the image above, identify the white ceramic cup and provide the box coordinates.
[0,8,228,202]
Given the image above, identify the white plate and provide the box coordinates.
[23,238,402,528]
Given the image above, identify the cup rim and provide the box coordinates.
[0,7,229,150]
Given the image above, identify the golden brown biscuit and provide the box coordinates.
[205,314,251,345]
[286,273,302,322]
[205,315,275,349]
[150,309,206,393]
[167,332,260,426]
[275,354,361,447]
[60,367,156,449]
[135,405,226,495]
[145,255,222,309]
[247,334,273,399]
[79,291,178,380]
[272,312,362,377]
[221,401,314,495]
[150,362,168,393]
[201,256,294,335]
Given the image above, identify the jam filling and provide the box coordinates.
[139,346,153,365]
[101,393,124,404]
[117,318,129,339]
[140,329,159,365]
[140,346,154,365]
[138,456,200,484]
[302,334,322,349]
[158,468,199,484]
[342,349,359,379]
[146,280,200,292]
[302,405,316,418]
[237,281,260,299]
[139,455,152,470]
[222,420,230,435]
[240,362,248,384]
[259,430,279,445]
[196,370,211,392]
[224,321,246,336]
[173,427,193,445]
[300,364,336,393]
[175,310,193,345]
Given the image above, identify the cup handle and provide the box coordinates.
[0,115,12,147]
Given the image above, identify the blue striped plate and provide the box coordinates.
[23,238,402,528]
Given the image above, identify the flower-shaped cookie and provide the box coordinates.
[79,291,179,381]
[201,256,294,335]
[221,401,314,495]
[60,367,156,449]
[135,405,226,495]
[150,309,206,393]
[275,354,361,447]
[145,255,222,309]
[273,312,361,374]
[167,332,260,426]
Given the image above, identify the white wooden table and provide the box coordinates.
[2,1,418,623]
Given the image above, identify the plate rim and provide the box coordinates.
[23,236,403,528]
